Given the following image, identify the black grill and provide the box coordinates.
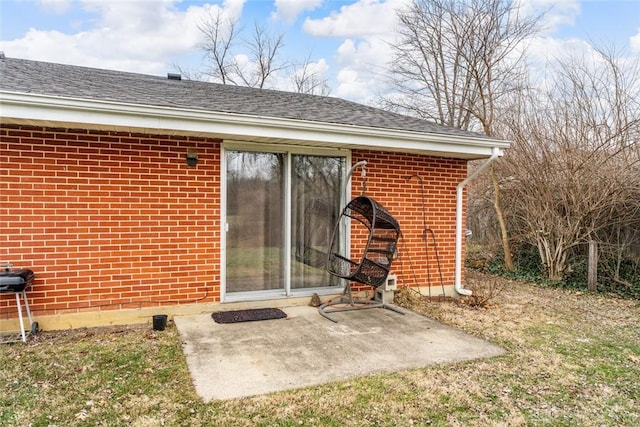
[0,268,34,293]
[0,266,38,342]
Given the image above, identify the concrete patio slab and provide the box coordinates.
[174,305,504,401]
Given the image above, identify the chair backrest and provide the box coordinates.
[326,196,400,287]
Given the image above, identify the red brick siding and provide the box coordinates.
[0,125,467,320]
[349,150,467,292]
[1,125,221,318]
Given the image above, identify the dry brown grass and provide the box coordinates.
[1,271,639,426]
[393,271,640,425]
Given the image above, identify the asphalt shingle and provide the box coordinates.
[1,56,484,139]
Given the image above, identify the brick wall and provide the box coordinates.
[0,125,467,321]
[1,125,222,319]
[349,150,467,293]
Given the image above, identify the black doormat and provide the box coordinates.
[212,308,287,324]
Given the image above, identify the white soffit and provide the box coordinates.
[0,91,510,159]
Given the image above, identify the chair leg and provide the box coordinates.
[318,283,404,322]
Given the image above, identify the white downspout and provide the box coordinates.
[455,147,503,295]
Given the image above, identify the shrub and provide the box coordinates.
[467,243,640,300]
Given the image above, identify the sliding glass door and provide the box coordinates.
[291,155,342,289]
[225,151,285,293]
[225,148,344,298]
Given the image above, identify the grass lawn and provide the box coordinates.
[226,246,326,278]
[1,271,638,426]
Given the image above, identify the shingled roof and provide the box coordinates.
[2,56,484,137]
[1,56,510,158]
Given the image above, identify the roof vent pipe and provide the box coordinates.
[454,147,503,295]
[167,73,182,80]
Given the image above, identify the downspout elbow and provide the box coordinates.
[455,147,503,296]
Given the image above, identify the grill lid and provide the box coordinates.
[0,268,35,292]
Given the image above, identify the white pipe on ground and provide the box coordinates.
[454,147,503,295]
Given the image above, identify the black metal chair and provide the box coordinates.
[320,196,403,322]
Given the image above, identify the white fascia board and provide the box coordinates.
[0,91,511,158]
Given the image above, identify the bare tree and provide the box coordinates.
[499,47,640,281]
[231,22,287,89]
[192,9,333,94]
[385,0,475,129]
[197,10,286,89]
[387,0,538,132]
[387,0,542,271]
[290,55,331,96]
[197,8,241,85]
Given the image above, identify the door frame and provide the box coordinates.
[220,141,351,303]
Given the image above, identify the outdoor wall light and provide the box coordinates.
[186,149,198,167]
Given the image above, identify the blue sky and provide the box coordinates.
[1,0,639,104]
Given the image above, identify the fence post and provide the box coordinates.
[588,240,598,292]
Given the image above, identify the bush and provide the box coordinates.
[564,252,640,299]
[466,243,640,300]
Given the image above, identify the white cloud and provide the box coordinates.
[267,57,330,92]
[38,0,72,14]
[335,67,369,100]
[271,0,322,24]
[221,0,247,22]
[631,28,640,53]
[0,1,244,76]
[300,0,407,103]
[302,0,407,38]
[2,27,173,75]
[528,36,593,63]
[294,57,329,76]
[336,39,357,63]
[336,36,392,69]
[322,0,586,105]
[523,35,620,94]
[333,36,394,103]
[516,0,580,35]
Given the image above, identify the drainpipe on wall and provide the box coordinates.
[455,147,503,295]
